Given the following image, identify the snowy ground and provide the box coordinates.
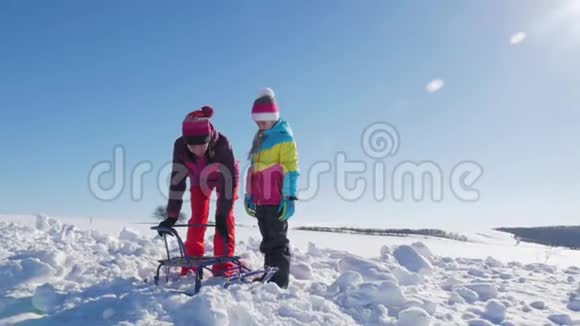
[0,214,579,325]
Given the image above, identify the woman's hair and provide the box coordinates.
[248,130,264,160]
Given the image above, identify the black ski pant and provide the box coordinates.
[256,205,290,289]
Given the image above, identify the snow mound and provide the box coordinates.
[440,276,462,291]
[467,319,494,326]
[448,292,466,305]
[393,245,432,273]
[396,307,431,326]
[290,262,313,280]
[548,313,573,325]
[499,272,512,280]
[329,271,363,293]
[333,280,406,312]
[522,304,532,313]
[564,266,580,275]
[485,256,503,268]
[327,279,405,324]
[380,245,391,259]
[410,242,434,263]
[468,268,488,278]
[391,266,422,286]
[455,287,479,303]
[482,299,506,323]
[567,295,580,312]
[119,227,142,242]
[35,214,61,231]
[337,255,396,282]
[102,307,115,320]
[530,300,546,310]
[307,242,324,257]
[465,283,498,301]
[31,283,63,314]
[402,297,436,316]
[524,263,556,274]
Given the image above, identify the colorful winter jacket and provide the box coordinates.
[167,127,239,219]
[246,120,299,205]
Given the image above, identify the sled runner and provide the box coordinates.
[151,224,278,294]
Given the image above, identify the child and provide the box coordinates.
[244,88,299,288]
[158,106,239,277]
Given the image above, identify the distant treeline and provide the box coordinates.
[496,226,580,250]
[293,226,469,242]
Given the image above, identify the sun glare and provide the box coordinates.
[539,0,580,48]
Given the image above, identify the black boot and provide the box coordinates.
[266,247,290,288]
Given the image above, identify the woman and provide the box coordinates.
[244,88,299,288]
[158,106,239,277]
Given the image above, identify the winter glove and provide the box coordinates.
[244,194,256,218]
[215,214,229,242]
[277,196,297,222]
[157,217,177,237]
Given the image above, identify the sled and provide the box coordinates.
[151,225,278,294]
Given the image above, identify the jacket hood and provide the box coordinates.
[264,119,293,137]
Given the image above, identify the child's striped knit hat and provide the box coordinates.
[251,88,279,122]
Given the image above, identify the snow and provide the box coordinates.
[1,214,580,325]
[31,283,65,315]
[393,245,432,273]
[290,262,313,280]
[328,271,361,289]
[568,296,580,312]
[566,266,580,275]
[548,313,574,325]
[530,300,546,310]
[337,255,397,283]
[396,307,431,326]
[455,287,479,304]
[391,266,422,286]
[330,279,406,323]
[467,319,494,326]
[482,299,506,323]
[448,292,466,305]
[485,256,503,268]
[410,242,434,263]
[465,283,498,301]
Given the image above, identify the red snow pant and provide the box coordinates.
[181,186,236,276]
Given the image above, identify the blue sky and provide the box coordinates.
[1,1,579,229]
